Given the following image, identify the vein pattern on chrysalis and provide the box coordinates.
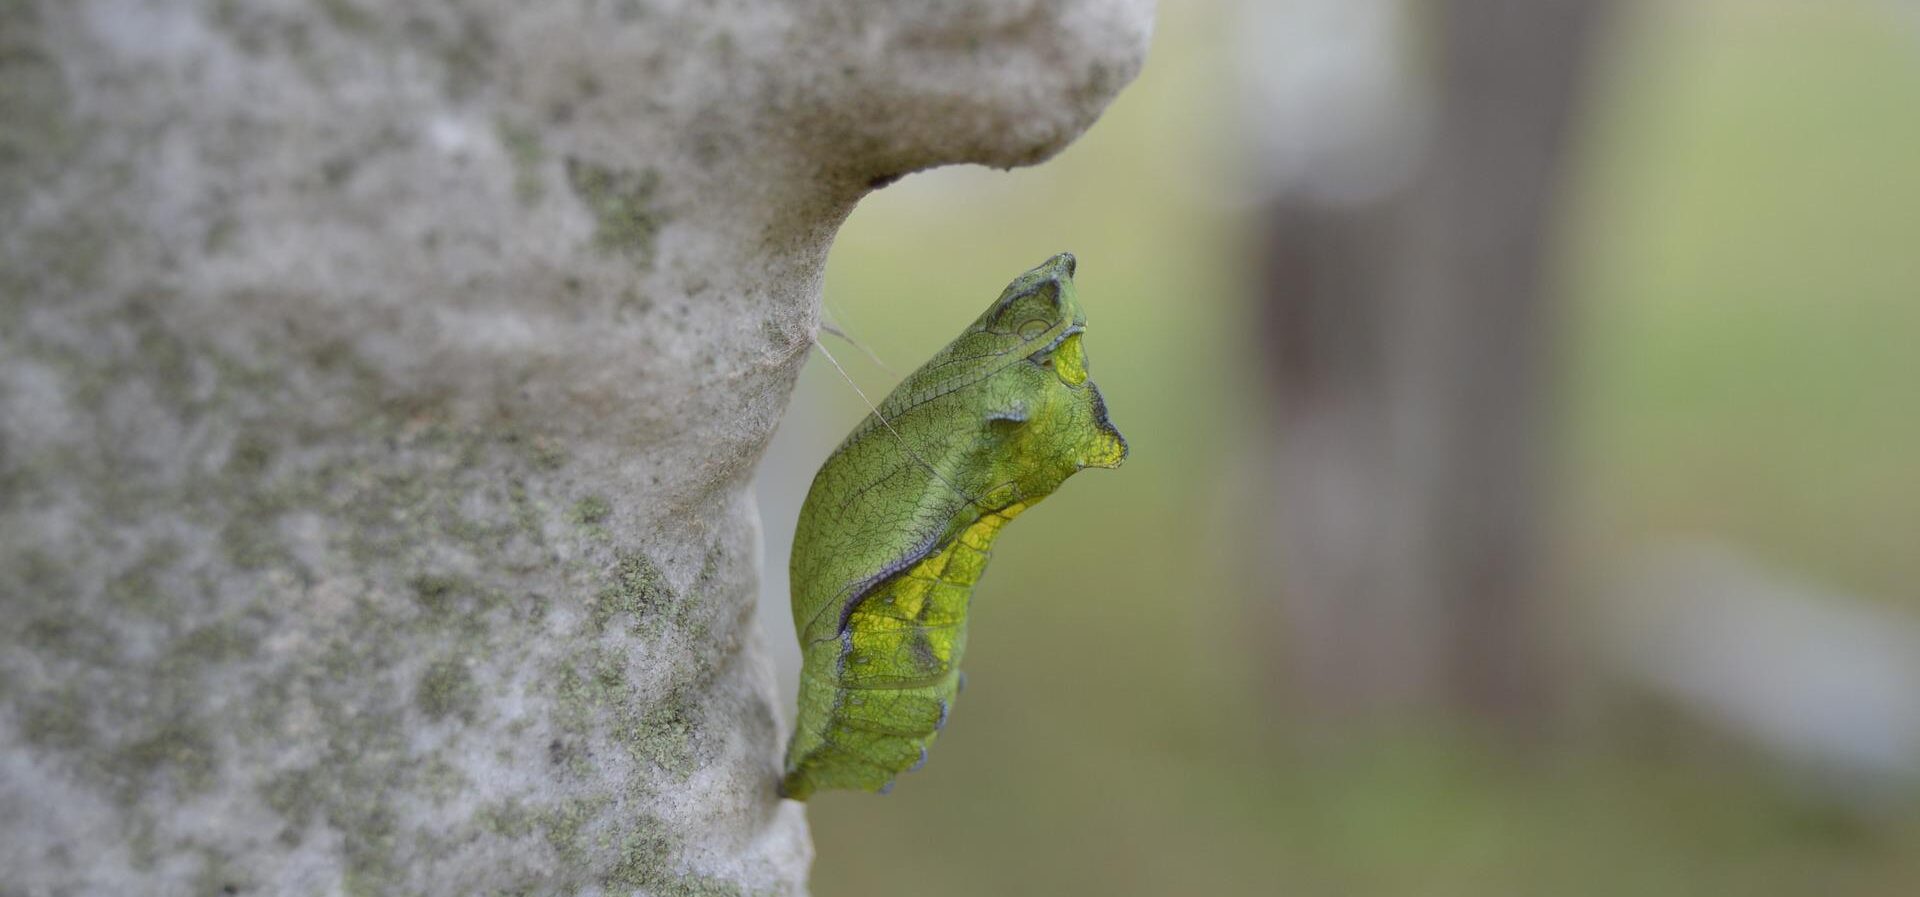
[781,252,1127,800]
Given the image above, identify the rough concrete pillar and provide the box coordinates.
[0,1,1151,893]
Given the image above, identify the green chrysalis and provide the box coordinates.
[781,252,1127,800]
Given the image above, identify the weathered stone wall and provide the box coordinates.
[0,1,1151,894]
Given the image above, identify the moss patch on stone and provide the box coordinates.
[535,794,608,867]
[551,643,703,780]
[410,573,465,616]
[497,118,545,205]
[167,620,258,669]
[590,551,671,634]
[113,719,219,800]
[565,158,665,265]
[18,689,94,754]
[603,816,747,897]
[631,689,698,777]
[317,0,377,35]
[417,658,479,721]
[0,1,81,212]
[571,494,611,525]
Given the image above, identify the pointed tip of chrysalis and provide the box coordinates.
[985,253,1081,331]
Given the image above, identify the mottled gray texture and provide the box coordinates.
[0,0,1151,894]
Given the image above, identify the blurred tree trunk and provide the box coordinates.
[0,1,1149,893]
[1254,0,1615,731]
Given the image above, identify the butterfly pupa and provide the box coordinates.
[780,252,1126,800]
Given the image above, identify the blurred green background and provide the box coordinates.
[753,1,1920,894]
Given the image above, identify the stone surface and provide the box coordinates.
[0,1,1151,894]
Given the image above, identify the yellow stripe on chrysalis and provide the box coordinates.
[1054,332,1089,387]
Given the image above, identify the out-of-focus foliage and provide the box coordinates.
[1567,1,1920,598]
[755,0,1920,893]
